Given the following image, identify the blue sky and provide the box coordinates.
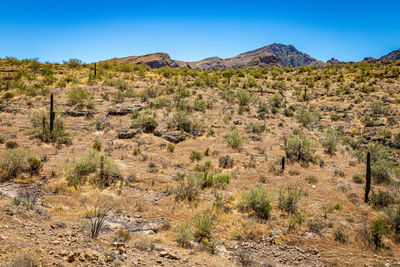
[1,0,399,63]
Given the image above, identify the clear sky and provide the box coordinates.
[1,0,399,63]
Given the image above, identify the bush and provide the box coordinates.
[371,160,392,184]
[176,222,193,248]
[219,155,234,168]
[321,128,339,154]
[226,128,243,149]
[0,136,5,144]
[334,226,348,243]
[284,129,315,164]
[10,252,40,267]
[296,107,320,128]
[212,173,230,189]
[5,141,18,149]
[192,212,215,241]
[66,149,120,187]
[308,218,325,233]
[269,92,283,108]
[236,89,251,106]
[30,108,71,145]
[371,219,391,248]
[352,174,364,184]
[238,185,272,220]
[168,111,203,134]
[131,114,158,133]
[278,185,304,214]
[174,173,201,202]
[384,204,400,234]
[190,151,203,162]
[67,87,90,107]
[370,190,394,208]
[0,149,40,181]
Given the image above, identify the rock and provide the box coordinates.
[67,253,76,262]
[161,132,185,143]
[117,129,139,139]
[65,109,95,117]
[108,105,145,116]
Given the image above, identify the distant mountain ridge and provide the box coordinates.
[105,44,400,69]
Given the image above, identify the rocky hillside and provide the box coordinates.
[106,43,321,69]
[380,48,400,61]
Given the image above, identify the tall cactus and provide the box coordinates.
[304,85,307,101]
[365,152,371,204]
[49,94,55,133]
[94,62,97,78]
[281,156,285,174]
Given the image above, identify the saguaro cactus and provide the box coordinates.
[94,63,97,78]
[49,94,55,133]
[304,85,307,101]
[281,156,285,174]
[365,152,371,204]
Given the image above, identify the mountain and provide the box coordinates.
[105,43,321,69]
[327,58,341,64]
[380,48,400,61]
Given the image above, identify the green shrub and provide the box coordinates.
[370,190,393,208]
[269,92,283,108]
[0,136,5,144]
[212,173,230,189]
[190,151,203,162]
[278,185,303,214]
[296,107,320,129]
[0,149,40,181]
[219,155,234,168]
[192,212,215,241]
[321,128,339,154]
[352,174,364,184]
[131,114,158,133]
[334,203,343,210]
[238,185,272,219]
[284,129,315,164]
[236,89,251,106]
[30,108,71,145]
[384,204,400,234]
[174,173,201,202]
[225,128,243,149]
[67,87,90,107]
[176,222,193,248]
[334,226,348,243]
[168,111,203,134]
[66,149,120,187]
[5,141,18,149]
[371,219,391,248]
[167,144,175,153]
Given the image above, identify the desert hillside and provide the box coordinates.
[0,58,400,266]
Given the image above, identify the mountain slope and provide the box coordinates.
[105,43,320,69]
[380,48,400,61]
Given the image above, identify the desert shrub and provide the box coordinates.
[370,190,394,208]
[212,173,230,189]
[384,204,400,234]
[176,222,193,248]
[82,194,117,238]
[334,226,348,243]
[30,108,71,145]
[0,136,5,144]
[10,252,40,267]
[92,139,102,151]
[278,185,304,214]
[371,160,392,184]
[238,185,272,220]
[192,212,215,241]
[167,144,175,153]
[66,149,120,187]
[245,122,265,133]
[219,155,234,168]
[174,173,201,202]
[0,149,41,181]
[212,193,233,213]
[269,91,283,108]
[114,229,131,242]
[168,111,203,134]
[131,113,158,133]
[334,203,343,210]
[226,128,243,149]
[5,141,18,149]
[305,175,318,184]
[103,79,130,91]
[67,87,90,107]
[352,174,364,184]
[190,151,203,162]
[284,129,315,164]
[371,219,391,248]
[296,107,320,128]
[308,218,325,233]
[321,128,339,154]
[236,89,251,106]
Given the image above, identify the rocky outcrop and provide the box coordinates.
[380,48,400,61]
[327,58,341,64]
[107,53,190,68]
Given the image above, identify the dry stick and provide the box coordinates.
[365,152,371,204]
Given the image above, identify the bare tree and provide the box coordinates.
[83,195,117,238]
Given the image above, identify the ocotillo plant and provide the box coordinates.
[365,152,371,204]
[49,94,55,133]
[281,156,285,174]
